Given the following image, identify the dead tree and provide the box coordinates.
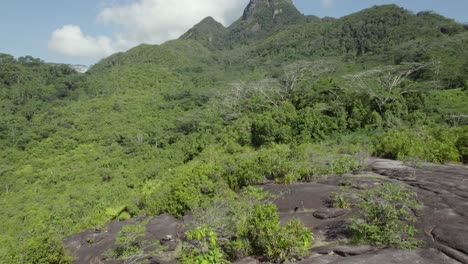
[345,63,426,114]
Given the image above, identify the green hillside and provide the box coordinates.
[1,1,467,262]
[180,17,230,49]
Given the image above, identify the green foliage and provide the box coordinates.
[375,127,460,163]
[329,192,351,209]
[455,126,468,164]
[1,2,468,262]
[182,226,228,264]
[138,142,361,217]
[228,0,305,42]
[20,231,75,264]
[110,222,146,260]
[105,206,132,221]
[296,107,338,141]
[251,103,297,147]
[242,205,312,262]
[180,17,229,50]
[106,220,166,263]
[328,156,360,175]
[427,89,468,126]
[350,184,421,249]
[185,187,313,263]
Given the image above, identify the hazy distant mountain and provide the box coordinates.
[68,64,89,73]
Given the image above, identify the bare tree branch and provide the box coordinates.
[344,63,426,114]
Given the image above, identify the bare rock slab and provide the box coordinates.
[432,223,468,255]
[233,257,259,264]
[311,245,375,256]
[329,248,459,264]
[298,255,344,264]
[313,208,349,220]
[263,183,338,213]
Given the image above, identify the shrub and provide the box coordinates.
[375,127,460,163]
[256,144,296,180]
[330,156,360,175]
[20,232,74,264]
[329,191,350,209]
[182,226,228,264]
[264,219,313,261]
[186,187,313,262]
[106,222,145,262]
[235,200,313,262]
[350,184,421,249]
[455,127,468,164]
[220,149,267,190]
[138,162,220,217]
[250,104,297,147]
[105,205,132,221]
[105,220,166,263]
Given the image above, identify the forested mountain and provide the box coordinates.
[1,1,467,263]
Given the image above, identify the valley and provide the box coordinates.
[0,0,467,263]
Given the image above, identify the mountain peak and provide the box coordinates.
[198,16,221,25]
[229,0,304,39]
[180,16,228,48]
[241,0,300,22]
[242,0,294,20]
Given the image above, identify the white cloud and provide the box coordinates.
[49,0,249,61]
[48,25,116,58]
[321,0,334,8]
[98,0,248,45]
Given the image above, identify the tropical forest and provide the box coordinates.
[0,0,467,263]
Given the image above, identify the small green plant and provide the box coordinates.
[181,226,228,264]
[318,155,360,175]
[332,156,360,175]
[456,127,468,164]
[350,183,421,249]
[274,172,298,184]
[106,220,166,264]
[264,219,313,262]
[105,205,132,221]
[20,231,75,264]
[329,192,350,209]
[185,187,313,263]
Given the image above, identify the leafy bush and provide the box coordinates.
[329,191,351,209]
[138,160,221,217]
[350,184,421,249]
[105,220,166,263]
[20,232,74,264]
[250,103,297,147]
[455,126,468,164]
[262,219,313,261]
[105,205,132,221]
[106,222,145,262]
[182,226,228,264]
[328,156,360,175]
[185,187,313,262]
[375,127,460,163]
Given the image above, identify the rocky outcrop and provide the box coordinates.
[313,208,350,220]
[242,0,296,21]
[311,248,459,264]
[229,0,305,39]
[310,245,375,256]
[65,159,468,263]
[64,215,183,264]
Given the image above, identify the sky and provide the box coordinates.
[1,0,467,66]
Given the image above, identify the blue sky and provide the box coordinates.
[0,0,467,65]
